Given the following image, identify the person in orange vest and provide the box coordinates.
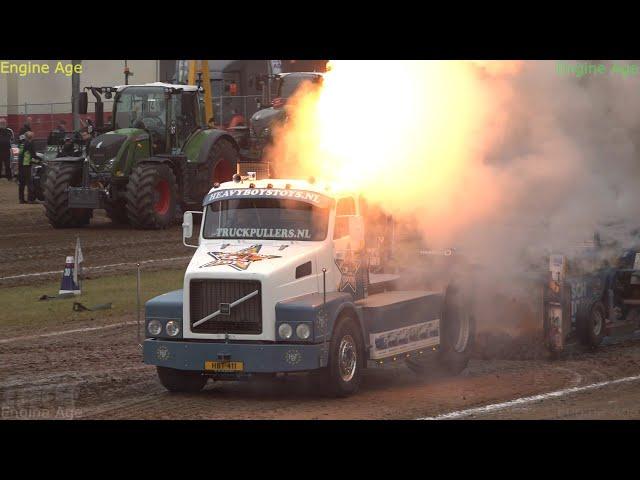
[227,109,246,129]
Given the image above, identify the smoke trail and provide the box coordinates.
[266,60,640,350]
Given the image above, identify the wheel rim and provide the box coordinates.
[153,180,170,215]
[338,334,357,382]
[593,309,603,336]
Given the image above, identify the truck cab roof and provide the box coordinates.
[115,82,200,92]
[210,178,356,200]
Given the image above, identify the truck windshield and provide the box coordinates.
[113,87,166,130]
[203,198,329,241]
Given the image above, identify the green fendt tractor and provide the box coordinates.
[43,82,239,229]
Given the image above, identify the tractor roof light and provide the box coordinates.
[232,174,242,183]
[213,182,220,189]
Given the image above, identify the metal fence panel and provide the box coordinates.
[1,96,262,137]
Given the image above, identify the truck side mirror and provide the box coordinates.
[182,211,202,248]
[78,92,88,115]
[348,216,365,250]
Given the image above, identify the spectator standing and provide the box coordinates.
[18,131,37,203]
[19,116,33,137]
[0,118,14,181]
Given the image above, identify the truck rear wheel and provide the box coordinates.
[406,284,474,376]
[156,367,207,393]
[578,301,606,348]
[43,162,92,228]
[126,163,177,229]
[319,315,364,397]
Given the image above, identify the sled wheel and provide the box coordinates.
[579,301,606,348]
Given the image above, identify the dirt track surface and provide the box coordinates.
[0,181,188,286]
[2,181,640,419]
[2,317,640,420]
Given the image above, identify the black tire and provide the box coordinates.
[156,366,207,393]
[204,139,238,193]
[406,283,474,376]
[578,301,606,348]
[318,315,364,397]
[104,198,129,225]
[126,163,177,229]
[43,162,92,228]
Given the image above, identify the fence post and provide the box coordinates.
[243,96,247,123]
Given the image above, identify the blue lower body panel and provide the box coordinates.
[144,339,324,373]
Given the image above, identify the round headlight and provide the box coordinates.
[278,323,293,340]
[147,319,162,336]
[296,323,311,340]
[165,320,180,337]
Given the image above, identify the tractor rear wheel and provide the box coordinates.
[126,163,177,229]
[206,139,238,189]
[43,162,92,228]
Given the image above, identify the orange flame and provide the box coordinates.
[267,60,523,245]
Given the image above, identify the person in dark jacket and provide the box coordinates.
[19,116,33,137]
[55,120,67,134]
[0,118,14,181]
[18,131,37,203]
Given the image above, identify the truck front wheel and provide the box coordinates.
[319,315,364,397]
[156,367,207,393]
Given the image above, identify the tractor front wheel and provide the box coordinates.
[126,163,178,229]
[43,162,92,228]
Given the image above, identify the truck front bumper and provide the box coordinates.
[143,339,326,373]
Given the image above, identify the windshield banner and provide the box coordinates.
[203,188,332,208]
[211,227,312,240]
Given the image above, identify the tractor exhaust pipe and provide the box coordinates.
[89,87,104,130]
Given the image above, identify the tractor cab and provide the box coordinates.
[111,83,204,155]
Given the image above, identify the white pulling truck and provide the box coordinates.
[143,175,474,396]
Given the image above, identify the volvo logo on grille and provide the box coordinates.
[219,303,231,315]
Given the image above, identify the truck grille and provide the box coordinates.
[190,279,262,334]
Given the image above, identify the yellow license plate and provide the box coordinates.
[204,361,244,372]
